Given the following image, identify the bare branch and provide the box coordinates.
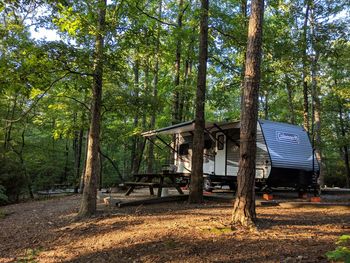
[211,26,244,45]
[134,3,177,27]
[210,55,240,74]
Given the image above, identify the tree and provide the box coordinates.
[189,0,209,203]
[232,0,264,227]
[78,0,106,217]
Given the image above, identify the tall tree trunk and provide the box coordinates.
[63,139,69,183]
[310,5,324,187]
[130,59,140,175]
[263,89,268,120]
[172,0,184,125]
[338,101,350,187]
[286,75,296,124]
[78,0,106,217]
[232,0,264,227]
[240,0,248,112]
[74,126,84,192]
[183,26,196,121]
[147,1,162,174]
[302,2,310,132]
[79,129,89,194]
[10,128,34,199]
[311,53,324,186]
[170,0,185,166]
[4,95,17,150]
[189,0,209,204]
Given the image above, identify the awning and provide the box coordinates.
[141,121,195,137]
[141,120,241,137]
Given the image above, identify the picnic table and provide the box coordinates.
[124,172,187,197]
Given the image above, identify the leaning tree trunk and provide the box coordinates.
[232,0,264,228]
[78,0,106,217]
[189,0,209,204]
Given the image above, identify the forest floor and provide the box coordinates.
[0,189,349,263]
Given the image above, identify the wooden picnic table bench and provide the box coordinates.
[125,173,187,197]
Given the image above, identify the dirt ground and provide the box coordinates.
[0,190,349,263]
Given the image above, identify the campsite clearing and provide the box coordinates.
[0,192,349,263]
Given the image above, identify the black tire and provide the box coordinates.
[229,183,236,191]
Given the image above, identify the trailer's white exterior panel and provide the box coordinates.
[214,132,226,176]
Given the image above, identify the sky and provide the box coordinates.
[30,28,61,41]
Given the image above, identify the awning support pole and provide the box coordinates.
[213,123,240,146]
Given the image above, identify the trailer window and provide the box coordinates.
[179,143,189,155]
[204,139,212,149]
[217,135,224,150]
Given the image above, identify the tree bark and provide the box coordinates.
[74,126,84,192]
[338,101,350,187]
[189,0,209,204]
[78,0,106,217]
[62,139,69,183]
[79,129,89,194]
[172,0,184,125]
[232,0,264,228]
[263,89,268,120]
[302,2,310,132]
[286,75,296,124]
[4,95,17,151]
[240,0,248,112]
[311,54,324,186]
[130,59,140,175]
[310,5,324,187]
[147,1,162,174]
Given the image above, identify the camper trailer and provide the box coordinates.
[141,120,319,191]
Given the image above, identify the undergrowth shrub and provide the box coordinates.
[0,185,8,205]
[326,235,350,262]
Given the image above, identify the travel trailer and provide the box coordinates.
[141,120,319,191]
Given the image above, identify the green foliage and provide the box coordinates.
[326,235,350,263]
[0,0,349,201]
[0,154,26,202]
[0,185,8,205]
[16,248,42,263]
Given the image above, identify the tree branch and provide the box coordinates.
[3,72,70,124]
[211,26,244,45]
[57,95,91,112]
[210,55,240,74]
[99,149,124,182]
[134,3,177,27]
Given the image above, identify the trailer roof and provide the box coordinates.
[141,120,240,137]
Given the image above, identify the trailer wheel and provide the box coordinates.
[203,178,212,192]
[229,183,236,191]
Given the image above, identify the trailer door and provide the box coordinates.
[215,132,226,176]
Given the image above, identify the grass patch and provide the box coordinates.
[16,248,42,263]
[200,226,233,235]
[0,209,6,219]
[326,235,350,263]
